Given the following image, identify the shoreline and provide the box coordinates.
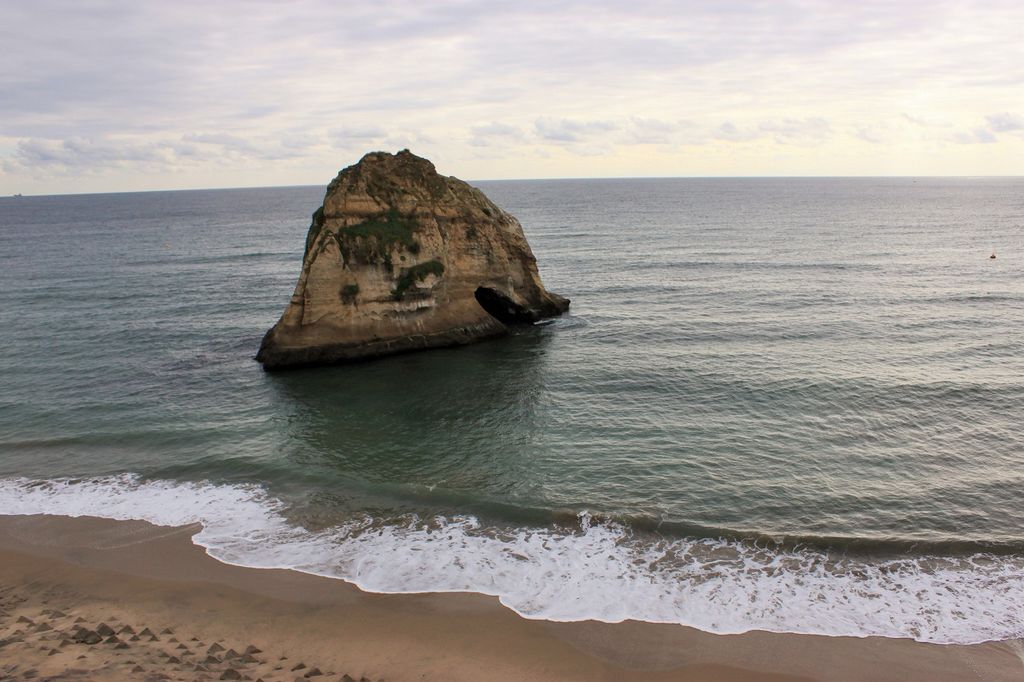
[1,514,1021,681]
[6,475,1021,645]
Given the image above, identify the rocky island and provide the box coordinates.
[257,150,569,369]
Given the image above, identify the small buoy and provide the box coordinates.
[990,252,997,259]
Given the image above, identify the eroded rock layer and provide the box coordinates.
[257,150,569,369]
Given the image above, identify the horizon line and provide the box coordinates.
[5,174,1024,199]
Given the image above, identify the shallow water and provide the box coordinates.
[1,178,1022,643]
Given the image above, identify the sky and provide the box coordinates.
[2,0,1024,194]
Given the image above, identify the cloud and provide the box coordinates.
[854,125,887,144]
[534,118,617,143]
[985,113,1024,132]
[3,132,309,175]
[901,113,931,127]
[329,127,388,146]
[709,118,832,145]
[3,1,1024,190]
[953,128,998,144]
[2,137,177,176]
[179,133,307,160]
[712,122,757,142]
[468,122,524,147]
[899,113,953,128]
[619,117,686,145]
[759,117,832,144]
[950,112,1024,145]
[182,133,262,156]
[281,133,320,150]
[471,122,522,138]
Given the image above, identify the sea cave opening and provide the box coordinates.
[474,287,536,325]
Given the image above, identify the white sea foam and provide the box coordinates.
[1,474,1022,645]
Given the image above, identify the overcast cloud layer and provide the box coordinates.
[2,0,1023,193]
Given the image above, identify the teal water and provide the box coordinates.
[1,178,1023,643]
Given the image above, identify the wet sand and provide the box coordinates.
[0,514,1021,681]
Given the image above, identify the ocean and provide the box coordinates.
[1,177,1022,645]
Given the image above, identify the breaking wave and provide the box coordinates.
[1,474,1022,645]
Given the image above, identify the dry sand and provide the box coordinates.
[0,514,1021,681]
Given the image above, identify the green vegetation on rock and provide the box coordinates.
[391,260,444,300]
[340,283,360,303]
[344,208,416,246]
[331,207,422,265]
[305,206,326,253]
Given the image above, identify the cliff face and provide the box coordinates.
[256,150,569,369]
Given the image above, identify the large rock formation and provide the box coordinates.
[257,150,569,369]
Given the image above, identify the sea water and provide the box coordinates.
[1,178,1022,644]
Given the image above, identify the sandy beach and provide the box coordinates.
[0,514,1019,681]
